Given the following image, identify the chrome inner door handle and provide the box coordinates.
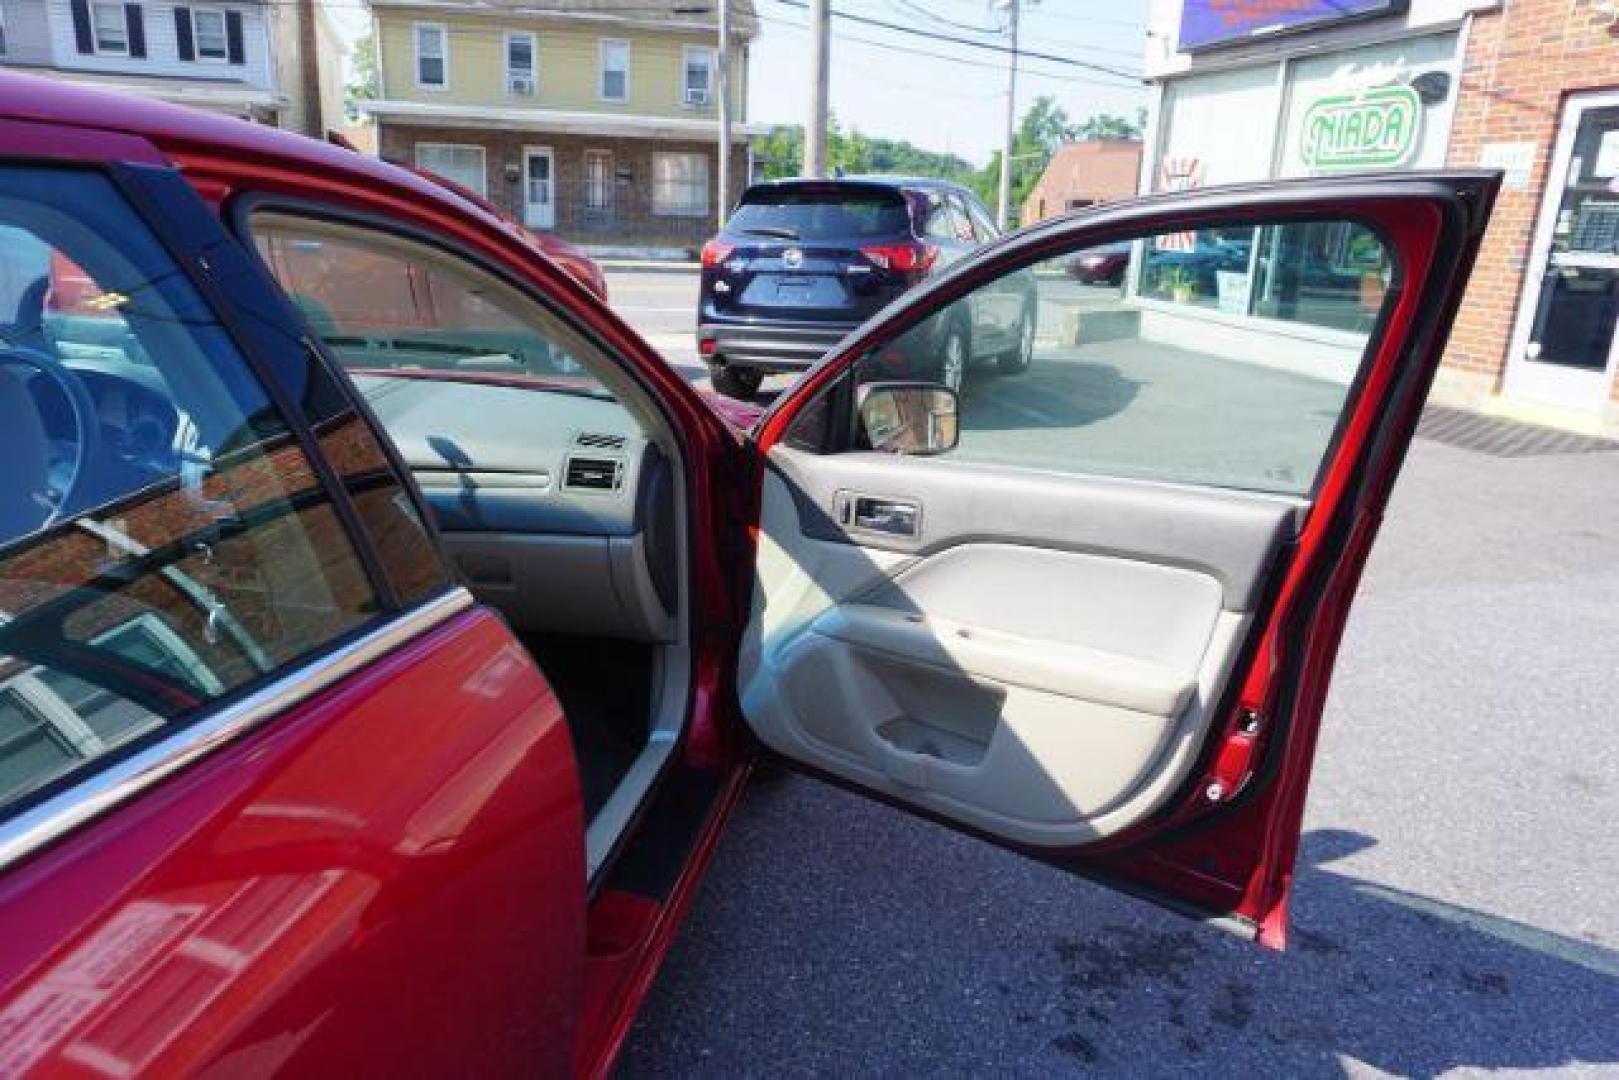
[851,495,919,537]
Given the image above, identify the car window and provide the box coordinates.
[250,212,613,397]
[921,193,961,243]
[728,186,911,241]
[0,166,385,816]
[947,195,982,243]
[963,197,999,243]
[839,217,1395,496]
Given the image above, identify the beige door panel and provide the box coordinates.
[741,460,1286,848]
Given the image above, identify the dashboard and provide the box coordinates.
[357,374,678,643]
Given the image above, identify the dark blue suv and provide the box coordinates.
[697,177,1033,399]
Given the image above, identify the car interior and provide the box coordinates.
[248,212,692,878]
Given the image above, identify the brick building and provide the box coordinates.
[1021,139,1143,226]
[1141,0,1619,433]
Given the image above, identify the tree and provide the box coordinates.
[750,121,974,183]
[345,35,379,122]
[970,99,1148,226]
[1072,111,1144,142]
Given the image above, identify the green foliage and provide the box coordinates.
[346,35,379,122]
[970,97,1146,225]
[755,100,1145,229]
[752,115,975,184]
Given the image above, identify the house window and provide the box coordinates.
[506,32,535,95]
[682,47,712,107]
[0,8,8,55]
[193,7,227,61]
[415,23,447,88]
[585,150,613,212]
[92,1,128,54]
[652,152,708,217]
[415,143,485,197]
[600,39,629,101]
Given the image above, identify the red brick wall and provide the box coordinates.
[1444,2,1619,404]
[378,124,748,252]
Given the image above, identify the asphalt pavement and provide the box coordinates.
[606,267,1619,1077]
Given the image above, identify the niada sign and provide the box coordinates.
[1300,86,1422,170]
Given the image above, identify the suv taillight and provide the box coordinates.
[860,242,937,273]
[701,240,736,268]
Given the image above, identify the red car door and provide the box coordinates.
[0,136,587,1073]
[738,172,1499,947]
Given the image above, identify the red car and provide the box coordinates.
[0,74,1497,1077]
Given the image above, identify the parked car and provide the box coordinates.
[1066,239,1133,285]
[0,75,1496,1077]
[697,177,1032,399]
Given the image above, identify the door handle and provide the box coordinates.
[851,495,920,537]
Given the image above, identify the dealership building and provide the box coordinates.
[1142,0,1619,432]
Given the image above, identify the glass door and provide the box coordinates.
[1506,95,1619,411]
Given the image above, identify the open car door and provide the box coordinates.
[736,173,1498,947]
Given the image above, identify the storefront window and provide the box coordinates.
[1250,221,1389,333]
[1144,32,1454,333]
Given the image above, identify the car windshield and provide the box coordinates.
[253,214,614,400]
[730,186,911,242]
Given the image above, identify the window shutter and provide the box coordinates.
[174,7,194,61]
[225,10,244,64]
[125,5,146,58]
[70,0,93,53]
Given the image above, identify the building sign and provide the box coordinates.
[1179,0,1409,53]
[1300,86,1422,170]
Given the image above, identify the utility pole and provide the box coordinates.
[996,0,1021,231]
[297,0,324,136]
[805,0,831,177]
[716,0,732,227]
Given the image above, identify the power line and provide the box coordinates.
[766,0,1140,80]
[882,0,997,35]
[754,10,1136,86]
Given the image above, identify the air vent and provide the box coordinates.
[564,456,622,491]
[574,431,627,451]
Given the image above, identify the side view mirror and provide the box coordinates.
[857,381,959,456]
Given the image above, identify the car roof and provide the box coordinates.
[0,72,511,237]
[743,174,973,198]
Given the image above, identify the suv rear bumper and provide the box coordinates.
[699,320,859,373]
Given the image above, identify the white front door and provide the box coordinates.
[523,147,555,231]
[1504,92,1619,412]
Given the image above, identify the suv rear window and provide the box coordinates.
[729,185,910,242]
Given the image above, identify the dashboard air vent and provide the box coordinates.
[574,431,627,451]
[564,456,622,491]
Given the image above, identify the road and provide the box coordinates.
[606,266,1619,1077]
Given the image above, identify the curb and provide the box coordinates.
[599,260,701,273]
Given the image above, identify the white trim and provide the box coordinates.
[191,6,230,64]
[360,99,766,139]
[413,21,448,91]
[90,0,130,56]
[521,144,555,230]
[680,44,713,108]
[504,29,536,96]
[414,140,486,197]
[1502,88,1619,413]
[650,150,709,218]
[598,37,630,102]
[584,147,613,212]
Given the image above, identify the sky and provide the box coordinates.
[745,0,1148,165]
[326,0,1150,168]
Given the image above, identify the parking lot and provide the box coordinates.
[608,266,1619,1077]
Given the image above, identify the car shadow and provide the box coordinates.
[624,776,1619,1076]
[959,357,1141,433]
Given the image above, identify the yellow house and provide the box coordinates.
[363,0,761,252]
